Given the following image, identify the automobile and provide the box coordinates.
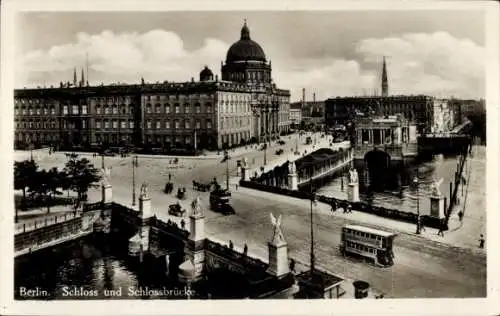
[218,203,236,215]
[275,149,284,155]
[168,203,186,217]
[101,150,116,156]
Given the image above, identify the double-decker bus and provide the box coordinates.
[340,225,397,267]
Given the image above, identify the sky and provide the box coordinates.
[15,11,486,101]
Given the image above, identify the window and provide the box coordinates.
[36,108,41,115]
[147,104,152,114]
[156,121,161,129]
[185,136,191,144]
[121,120,126,129]
[96,121,101,129]
[166,120,171,129]
[184,104,190,113]
[129,120,134,129]
[165,104,170,113]
[195,120,201,129]
[175,103,180,113]
[63,106,68,115]
[206,103,212,113]
[206,119,212,129]
[112,120,118,129]
[156,105,161,114]
[104,106,110,115]
[195,103,201,113]
[82,120,87,129]
[112,105,118,115]
[43,108,48,115]
[147,120,152,129]
[185,120,190,129]
[175,120,180,129]
[104,120,109,129]
[96,106,101,114]
[121,105,127,114]
[15,108,19,116]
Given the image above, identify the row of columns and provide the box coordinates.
[297,150,352,184]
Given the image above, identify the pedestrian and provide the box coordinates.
[347,204,353,213]
[331,200,337,212]
[419,217,426,232]
[229,240,234,249]
[235,183,238,191]
[478,234,485,249]
[437,225,445,237]
[180,219,185,230]
[458,211,464,222]
[343,204,348,214]
[243,243,248,255]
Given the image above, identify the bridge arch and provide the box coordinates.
[364,149,391,192]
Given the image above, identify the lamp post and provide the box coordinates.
[224,150,230,191]
[413,172,421,235]
[309,179,316,274]
[132,156,138,206]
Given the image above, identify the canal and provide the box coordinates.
[316,146,485,216]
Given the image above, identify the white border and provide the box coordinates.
[1,1,499,315]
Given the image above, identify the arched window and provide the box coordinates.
[112,104,118,115]
[121,104,127,114]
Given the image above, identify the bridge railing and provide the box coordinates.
[205,239,268,271]
[15,211,82,235]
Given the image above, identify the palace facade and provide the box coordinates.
[14,22,291,151]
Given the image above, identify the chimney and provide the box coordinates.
[313,92,316,103]
[302,88,305,103]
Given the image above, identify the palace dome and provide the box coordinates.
[199,65,214,81]
[225,21,266,63]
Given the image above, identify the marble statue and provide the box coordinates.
[432,178,443,197]
[270,212,285,244]
[349,168,358,184]
[101,167,111,186]
[140,182,149,198]
[191,196,202,216]
[242,156,248,168]
[288,161,296,174]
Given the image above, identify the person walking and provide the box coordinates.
[458,211,464,222]
[437,225,445,237]
[243,243,248,255]
[330,200,337,213]
[229,240,234,250]
[478,234,485,249]
[235,183,239,191]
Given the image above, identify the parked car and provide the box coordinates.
[168,203,185,217]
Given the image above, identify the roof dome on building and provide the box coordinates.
[226,21,266,63]
[199,65,214,81]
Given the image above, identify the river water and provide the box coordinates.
[316,146,485,216]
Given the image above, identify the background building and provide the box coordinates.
[14,22,291,152]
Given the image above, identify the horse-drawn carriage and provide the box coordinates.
[168,203,186,217]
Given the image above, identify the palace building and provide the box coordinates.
[14,21,291,152]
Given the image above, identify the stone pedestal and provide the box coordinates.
[430,195,446,219]
[288,173,298,191]
[101,184,112,204]
[267,241,289,278]
[184,204,206,281]
[347,182,360,202]
[139,195,152,219]
[242,167,250,181]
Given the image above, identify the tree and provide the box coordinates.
[45,167,65,213]
[14,159,39,207]
[63,153,101,203]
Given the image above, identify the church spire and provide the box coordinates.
[73,67,77,87]
[381,56,388,97]
[241,19,250,40]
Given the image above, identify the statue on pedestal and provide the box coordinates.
[288,161,296,175]
[191,196,202,216]
[139,182,149,199]
[270,213,285,244]
[242,156,248,168]
[431,178,443,197]
[101,167,111,186]
[348,168,358,184]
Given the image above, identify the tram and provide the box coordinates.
[340,225,397,267]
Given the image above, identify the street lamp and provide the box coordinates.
[132,156,139,206]
[224,150,230,191]
[413,171,421,235]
